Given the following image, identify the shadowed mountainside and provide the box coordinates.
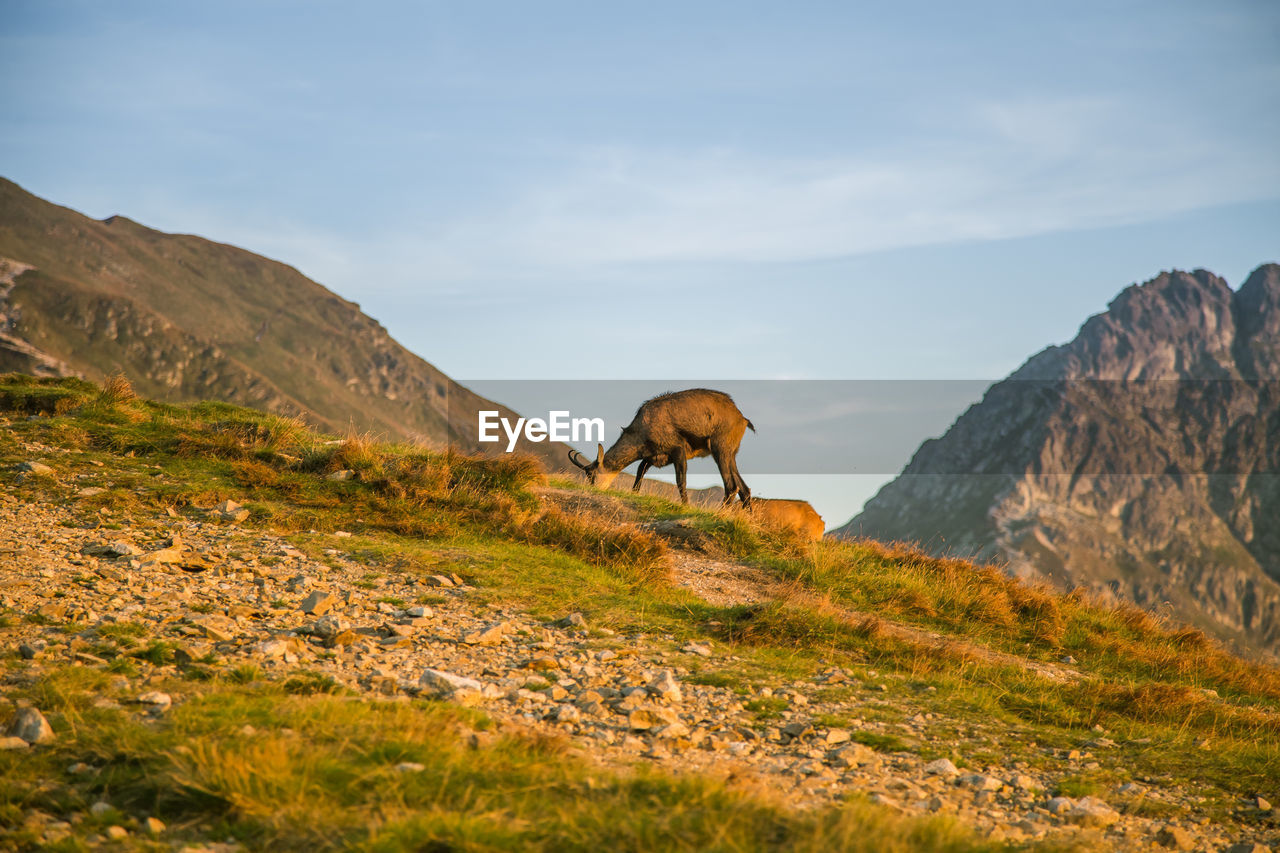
[0,178,573,469]
[834,265,1280,656]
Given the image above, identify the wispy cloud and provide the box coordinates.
[407,94,1279,275]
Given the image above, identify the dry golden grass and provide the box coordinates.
[96,371,136,405]
[525,505,670,587]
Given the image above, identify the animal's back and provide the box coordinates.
[633,388,749,433]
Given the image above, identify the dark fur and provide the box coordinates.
[570,388,754,505]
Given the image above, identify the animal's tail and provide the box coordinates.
[746,419,756,433]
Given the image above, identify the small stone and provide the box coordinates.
[328,630,359,647]
[310,613,350,640]
[419,668,484,696]
[426,574,456,588]
[395,762,426,772]
[681,642,712,657]
[926,795,954,813]
[463,621,511,646]
[1154,825,1196,851]
[551,704,581,724]
[628,709,658,730]
[406,605,433,618]
[300,590,337,615]
[255,639,289,658]
[553,612,587,629]
[647,669,683,703]
[1224,844,1270,853]
[143,817,165,836]
[190,615,236,642]
[19,461,54,475]
[139,546,184,566]
[1009,774,1037,790]
[961,773,1004,792]
[923,758,958,777]
[824,728,851,745]
[0,736,29,750]
[326,469,355,481]
[105,540,142,558]
[89,801,113,817]
[781,720,814,740]
[211,499,251,523]
[654,721,690,739]
[818,668,849,684]
[286,574,314,592]
[1255,795,1272,811]
[1046,796,1074,816]
[1066,796,1118,827]
[7,707,55,744]
[828,743,878,768]
[137,692,172,711]
[105,826,128,840]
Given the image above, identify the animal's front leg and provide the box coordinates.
[633,459,651,492]
[672,450,688,503]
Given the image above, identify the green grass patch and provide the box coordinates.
[0,669,1002,852]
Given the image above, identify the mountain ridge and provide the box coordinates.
[834,264,1280,656]
[0,177,567,469]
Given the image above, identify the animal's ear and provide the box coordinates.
[596,443,605,466]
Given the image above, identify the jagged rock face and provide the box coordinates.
[0,179,565,470]
[835,265,1280,656]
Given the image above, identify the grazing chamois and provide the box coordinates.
[568,388,753,505]
[749,498,825,540]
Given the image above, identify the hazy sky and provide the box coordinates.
[3,1,1279,524]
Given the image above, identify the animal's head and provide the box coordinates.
[567,443,621,490]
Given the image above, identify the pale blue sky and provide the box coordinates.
[3,1,1278,525]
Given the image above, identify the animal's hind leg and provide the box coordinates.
[729,455,751,507]
[713,452,743,506]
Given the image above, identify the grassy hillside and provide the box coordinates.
[2,375,1278,851]
[0,177,566,471]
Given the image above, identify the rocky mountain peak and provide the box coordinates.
[1063,268,1238,381]
[1234,262,1280,380]
[837,264,1280,657]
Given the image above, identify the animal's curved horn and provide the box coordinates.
[567,449,589,470]
[596,443,605,466]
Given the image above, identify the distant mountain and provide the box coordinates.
[0,178,573,469]
[833,265,1280,655]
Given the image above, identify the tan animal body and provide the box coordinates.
[749,498,824,540]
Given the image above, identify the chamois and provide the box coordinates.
[568,388,753,505]
[749,498,825,540]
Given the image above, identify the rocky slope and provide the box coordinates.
[834,266,1280,656]
[0,178,567,469]
[4,428,1277,851]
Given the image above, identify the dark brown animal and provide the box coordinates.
[568,388,754,505]
[749,498,824,540]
